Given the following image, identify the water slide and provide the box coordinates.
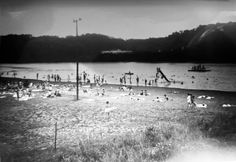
[157,68,170,82]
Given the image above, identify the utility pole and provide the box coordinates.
[73,18,82,100]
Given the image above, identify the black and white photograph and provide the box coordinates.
[0,0,236,161]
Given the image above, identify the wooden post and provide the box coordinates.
[16,89,19,100]
[76,62,79,100]
[54,122,57,151]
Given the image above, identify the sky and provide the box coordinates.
[0,0,236,39]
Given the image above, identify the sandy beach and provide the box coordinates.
[0,77,236,161]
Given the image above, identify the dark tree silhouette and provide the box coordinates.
[1,22,236,63]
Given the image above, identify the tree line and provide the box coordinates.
[1,22,236,63]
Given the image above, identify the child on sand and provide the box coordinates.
[187,94,191,107]
[140,90,144,95]
[187,94,195,108]
[144,90,150,96]
[191,95,196,107]
[54,90,61,97]
[102,88,105,96]
[128,87,134,95]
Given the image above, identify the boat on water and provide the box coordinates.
[188,64,211,72]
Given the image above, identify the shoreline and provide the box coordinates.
[1,76,236,95]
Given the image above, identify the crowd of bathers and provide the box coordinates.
[119,75,159,87]
[0,79,66,100]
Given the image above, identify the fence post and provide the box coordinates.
[54,122,57,151]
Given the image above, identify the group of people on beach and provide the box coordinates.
[15,81,33,98]
[118,85,152,96]
[145,78,159,87]
[36,69,167,88]
[94,74,106,85]
[119,75,127,85]
[119,74,159,87]
[1,72,206,110]
[2,66,174,89]
[139,89,151,96]
[34,71,109,88]
[0,78,65,100]
[80,71,92,84]
[1,80,33,99]
[0,71,18,78]
[118,67,170,87]
[1,67,179,101]
[36,73,62,82]
[46,74,62,82]
[67,71,107,86]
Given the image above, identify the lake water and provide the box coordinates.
[0,63,236,92]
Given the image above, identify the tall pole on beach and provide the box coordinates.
[76,61,79,100]
[73,18,82,100]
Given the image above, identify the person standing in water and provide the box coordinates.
[36,73,39,80]
[120,77,123,85]
[83,71,86,83]
[94,74,96,83]
[47,74,50,82]
[136,75,139,86]
[155,78,158,86]
[102,75,104,84]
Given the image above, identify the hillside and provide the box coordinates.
[0,22,236,63]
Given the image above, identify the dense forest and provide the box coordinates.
[0,22,236,63]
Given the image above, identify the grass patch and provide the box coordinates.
[13,122,201,162]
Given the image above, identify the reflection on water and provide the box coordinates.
[0,63,236,92]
